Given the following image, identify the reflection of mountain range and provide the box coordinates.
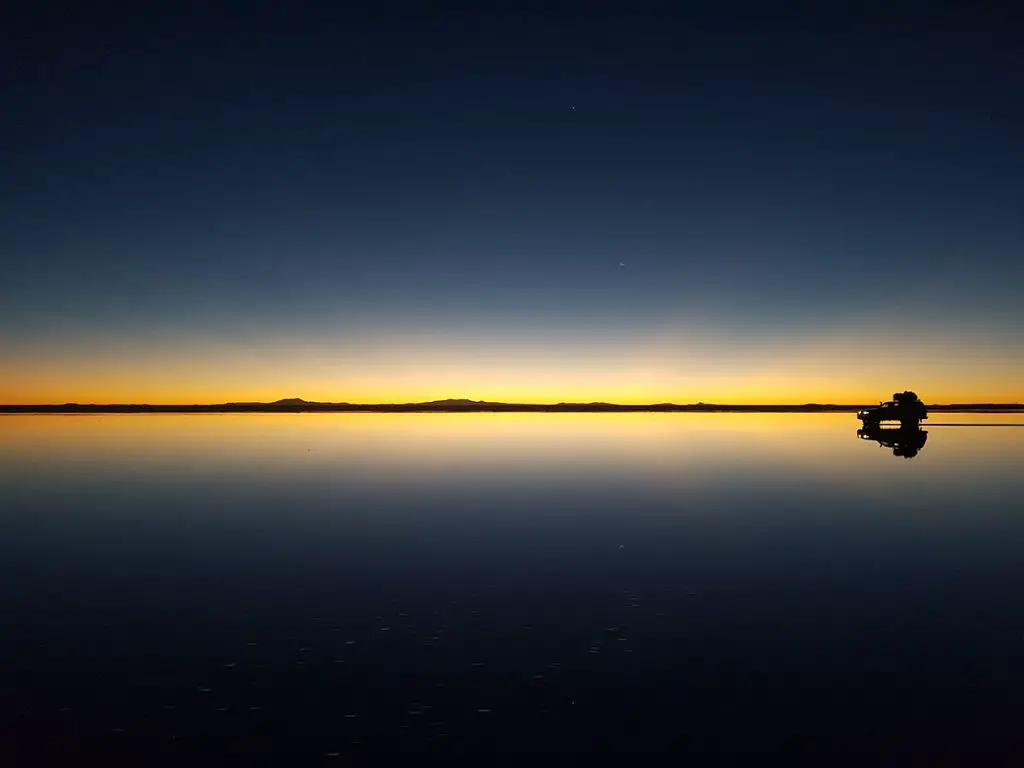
[2,399,1023,414]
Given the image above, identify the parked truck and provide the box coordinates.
[857,391,928,428]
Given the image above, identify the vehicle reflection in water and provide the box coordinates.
[857,423,928,458]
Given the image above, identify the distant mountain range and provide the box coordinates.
[1,398,1022,414]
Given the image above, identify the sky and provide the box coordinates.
[2,1,1022,404]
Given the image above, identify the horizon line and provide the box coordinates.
[2,397,1022,413]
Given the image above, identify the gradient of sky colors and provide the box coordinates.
[2,2,1021,404]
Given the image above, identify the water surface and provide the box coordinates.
[2,413,1022,758]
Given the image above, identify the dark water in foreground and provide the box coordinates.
[2,413,1023,759]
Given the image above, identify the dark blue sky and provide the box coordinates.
[3,1,1022,402]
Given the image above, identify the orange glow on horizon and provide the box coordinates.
[2,378,1021,406]
[3,323,1021,405]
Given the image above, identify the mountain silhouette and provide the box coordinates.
[1,399,1021,414]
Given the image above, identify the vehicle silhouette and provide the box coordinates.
[857,391,928,428]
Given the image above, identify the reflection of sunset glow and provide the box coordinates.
[2,414,1022,508]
